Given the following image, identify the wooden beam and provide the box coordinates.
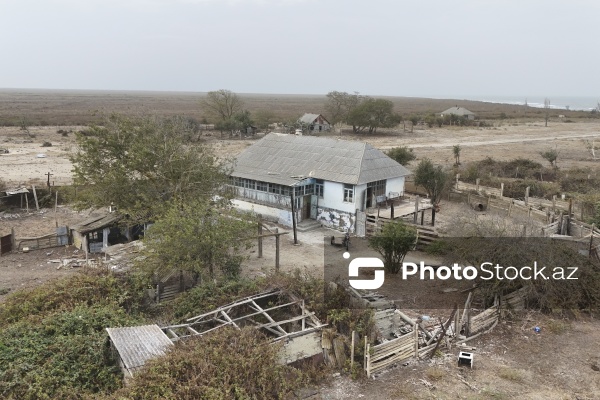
[250,299,287,336]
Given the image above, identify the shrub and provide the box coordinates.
[108,328,308,400]
[41,141,52,147]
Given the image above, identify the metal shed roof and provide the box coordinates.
[72,213,123,234]
[298,113,328,125]
[231,133,411,185]
[106,325,173,374]
[440,107,475,116]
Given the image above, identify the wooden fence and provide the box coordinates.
[365,215,439,249]
[16,227,69,251]
[364,288,527,377]
[453,179,577,217]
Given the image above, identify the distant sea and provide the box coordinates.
[455,96,599,111]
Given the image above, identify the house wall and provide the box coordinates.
[386,176,406,197]
[319,181,356,213]
[232,199,303,227]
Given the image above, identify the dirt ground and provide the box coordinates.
[2,121,599,187]
[318,315,600,400]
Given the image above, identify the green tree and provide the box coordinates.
[414,159,450,207]
[347,98,399,134]
[387,146,416,165]
[453,144,461,166]
[202,89,244,122]
[70,114,228,222]
[324,90,363,128]
[368,219,417,274]
[142,200,256,280]
[540,148,559,168]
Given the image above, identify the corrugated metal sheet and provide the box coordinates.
[231,133,411,185]
[441,107,475,116]
[106,325,173,373]
[72,213,123,234]
[298,113,321,124]
[5,187,29,195]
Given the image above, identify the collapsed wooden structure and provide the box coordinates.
[106,289,327,377]
[363,288,528,377]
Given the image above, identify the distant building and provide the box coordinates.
[229,133,410,232]
[298,113,331,133]
[440,106,476,120]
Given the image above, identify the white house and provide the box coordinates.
[229,133,411,232]
[298,113,331,133]
[440,106,476,120]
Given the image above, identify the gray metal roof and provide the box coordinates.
[298,113,328,124]
[106,325,173,374]
[231,133,411,185]
[72,213,123,234]
[440,107,475,116]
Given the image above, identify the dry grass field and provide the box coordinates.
[1,89,596,127]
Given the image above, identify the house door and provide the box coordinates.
[365,187,373,208]
[302,196,311,219]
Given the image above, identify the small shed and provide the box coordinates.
[440,106,476,120]
[0,187,30,208]
[298,113,331,132]
[71,212,124,253]
[106,325,174,378]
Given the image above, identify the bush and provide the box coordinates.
[108,328,308,400]
[41,141,52,147]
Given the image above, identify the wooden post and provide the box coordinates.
[508,200,513,217]
[414,322,419,358]
[525,186,530,206]
[413,195,420,224]
[275,228,280,272]
[486,195,491,210]
[528,206,532,219]
[31,185,39,211]
[568,198,573,217]
[390,203,394,219]
[456,174,460,190]
[552,195,556,214]
[431,207,436,226]
[54,191,58,227]
[350,331,355,368]
[476,178,480,193]
[420,210,425,225]
[290,190,298,245]
[500,182,504,198]
[25,193,29,213]
[522,224,527,237]
[590,224,595,259]
[257,217,263,259]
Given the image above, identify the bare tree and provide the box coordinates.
[544,98,551,127]
[201,89,244,122]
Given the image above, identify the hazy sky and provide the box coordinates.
[1,0,598,97]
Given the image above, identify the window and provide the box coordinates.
[315,179,324,198]
[367,180,386,197]
[343,184,354,203]
[256,181,268,192]
[269,184,281,194]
